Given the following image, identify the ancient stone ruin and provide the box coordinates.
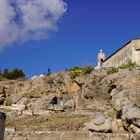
[0,38,140,140]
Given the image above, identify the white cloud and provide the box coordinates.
[0,0,67,51]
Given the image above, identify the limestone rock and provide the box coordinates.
[11,104,26,111]
[70,82,80,92]
[11,93,24,104]
[46,104,54,110]
[33,94,55,110]
[54,104,64,111]
[126,107,140,127]
[0,66,139,135]
[74,77,84,86]
[64,99,76,109]
[0,86,4,93]
[86,116,112,132]
[93,116,105,125]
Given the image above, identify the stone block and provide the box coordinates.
[54,105,64,111]
[89,132,109,140]
[60,132,89,140]
[11,138,26,140]
[16,110,22,116]
[11,104,25,111]
[5,127,16,132]
[89,133,129,140]
[33,110,50,115]
[108,133,129,140]
[5,131,28,140]
[22,110,33,116]
[0,105,6,109]
[46,104,54,110]
[27,131,60,140]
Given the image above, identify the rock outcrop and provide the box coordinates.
[0,67,140,140]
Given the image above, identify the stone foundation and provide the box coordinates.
[4,131,130,140]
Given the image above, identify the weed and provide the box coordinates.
[56,79,64,85]
[107,67,119,75]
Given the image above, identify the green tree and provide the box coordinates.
[47,68,51,76]
[1,68,25,79]
[1,68,9,78]
[12,68,25,79]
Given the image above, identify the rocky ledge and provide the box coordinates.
[0,67,140,140]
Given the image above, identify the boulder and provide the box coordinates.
[64,99,76,109]
[126,107,140,127]
[33,94,55,110]
[110,89,140,128]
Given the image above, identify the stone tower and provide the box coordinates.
[97,49,105,67]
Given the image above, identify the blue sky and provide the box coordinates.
[0,0,140,78]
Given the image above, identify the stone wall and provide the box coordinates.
[103,39,140,67]
[103,41,133,67]
[4,131,130,140]
[132,39,140,65]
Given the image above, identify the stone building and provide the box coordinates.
[101,38,140,67]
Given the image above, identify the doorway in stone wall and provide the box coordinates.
[100,59,104,67]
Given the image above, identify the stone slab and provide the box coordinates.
[33,110,50,115]
[5,127,16,132]
[27,131,60,140]
[10,104,26,111]
[60,132,89,140]
[54,105,64,111]
[22,110,33,116]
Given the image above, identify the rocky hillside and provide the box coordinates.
[0,66,140,139]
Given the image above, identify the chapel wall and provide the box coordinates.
[103,42,133,67]
[132,39,140,65]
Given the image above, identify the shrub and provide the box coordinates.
[67,66,86,78]
[43,76,53,84]
[107,67,119,75]
[83,63,94,74]
[118,62,137,69]
[110,79,116,84]
[56,79,64,85]
[107,63,138,75]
